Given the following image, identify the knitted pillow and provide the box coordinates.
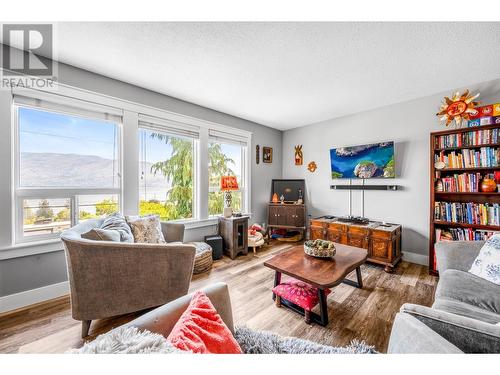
[166,291,242,354]
[126,215,166,244]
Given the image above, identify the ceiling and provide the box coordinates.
[5,22,500,130]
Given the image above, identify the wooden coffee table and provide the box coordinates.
[264,244,368,326]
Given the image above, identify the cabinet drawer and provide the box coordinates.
[326,229,342,243]
[348,226,370,236]
[311,220,328,228]
[347,234,369,249]
[328,222,346,232]
[310,225,326,240]
[371,229,393,239]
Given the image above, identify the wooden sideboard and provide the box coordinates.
[310,217,402,272]
[266,203,306,244]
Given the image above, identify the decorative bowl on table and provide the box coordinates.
[304,239,336,258]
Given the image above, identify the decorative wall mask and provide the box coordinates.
[294,145,303,165]
[307,161,317,172]
[256,145,260,164]
[437,89,480,128]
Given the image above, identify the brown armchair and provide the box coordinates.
[61,218,195,338]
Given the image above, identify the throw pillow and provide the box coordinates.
[81,228,121,242]
[100,212,134,243]
[126,215,166,244]
[469,234,500,285]
[166,291,242,354]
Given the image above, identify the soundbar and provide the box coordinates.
[330,185,400,191]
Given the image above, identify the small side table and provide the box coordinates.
[219,216,249,259]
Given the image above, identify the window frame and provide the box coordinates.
[207,139,248,217]
[137,123,199,222]
[8,83,252,251]
[13,102,123,244]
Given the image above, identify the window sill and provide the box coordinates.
[0,239,64,260]
[0,215,253,260]
[171,217,219,229]
[171,213,252,229]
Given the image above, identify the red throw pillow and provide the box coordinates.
[166,291,242,354]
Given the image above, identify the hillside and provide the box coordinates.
[20,152,170,192]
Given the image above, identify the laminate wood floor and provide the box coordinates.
[0,241,438,353]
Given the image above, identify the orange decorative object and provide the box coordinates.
[294,145,303,165]
[480,178,497,192]
[437,89,480,128]
[220,176,239,191]
[307,161,317,172]
[272,193,279,203]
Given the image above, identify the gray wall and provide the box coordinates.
[0,62,282,297]
[282,78,500,264]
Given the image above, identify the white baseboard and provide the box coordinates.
[0,281,69,313]
[402,252,428,266]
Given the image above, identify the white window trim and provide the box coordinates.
[8,83,252,250]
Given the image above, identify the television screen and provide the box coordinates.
[271,179,305,202]
[330,141,395,179]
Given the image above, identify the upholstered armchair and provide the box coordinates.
[61,218,195,338]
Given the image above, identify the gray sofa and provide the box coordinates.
[61,218,196,338]
[388,241,500,353]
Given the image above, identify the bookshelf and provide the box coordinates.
[429,123,500,275]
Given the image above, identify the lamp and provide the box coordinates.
[220,176,239,218]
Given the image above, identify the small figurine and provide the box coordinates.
[280,194,285,204]
[296,188,303,204]
[272,192,279,203]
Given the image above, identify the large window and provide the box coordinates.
[10,88,251,248]
[15,100,122,242]
[138,118,198,221]
[208,139,246,216]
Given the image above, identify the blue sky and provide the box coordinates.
[20,107,241,176]
[19,107,118,159]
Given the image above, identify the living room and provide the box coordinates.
[1,2,500,374]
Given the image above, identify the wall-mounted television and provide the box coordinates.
[330,141,395,179]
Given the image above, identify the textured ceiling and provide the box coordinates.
[6,22,500,130]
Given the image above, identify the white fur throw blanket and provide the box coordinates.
[68,326,376,354]
[67,326,185,354]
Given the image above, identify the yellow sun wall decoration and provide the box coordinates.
[437,90,480,127]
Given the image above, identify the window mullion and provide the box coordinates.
[198,128,209,220]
